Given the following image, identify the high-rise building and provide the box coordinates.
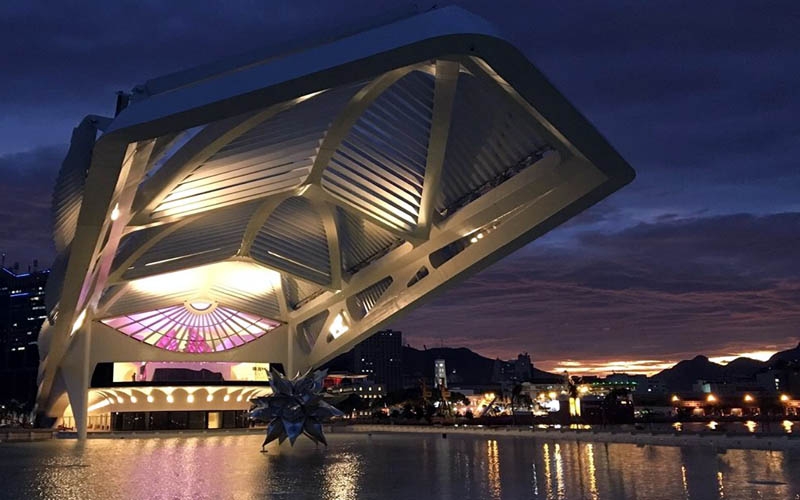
[353,330,402,393]
[0,265,48,406]
[434,359,447,388]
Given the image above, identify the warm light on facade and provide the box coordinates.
[780,394,790,402]
[671,395,680,403]
[131,261,280,296]
[71,309,87,336]
[744,394,754,403]
[329,313,349,339]
[706,394,717,403]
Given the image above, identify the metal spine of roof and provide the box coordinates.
[103,288,190,317]
[348,276,393,320]
[252,197,330,285]
[208,284,281,320]
[282,275,325,310]
[336,207,403,275]
[298,310,329,353]
[44,248,69,315]
[322,71,434,232]
[123,201,259,280]
[436,72,550,214]
[111,225,161,273]
[51,118,101,252]
[152,84,364,219]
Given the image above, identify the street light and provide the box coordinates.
[706,394,717,403]
[780,394,790,403]
[671,395,680,403]
[744,394,754,403]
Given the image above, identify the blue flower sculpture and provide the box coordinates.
[250,368,343,448]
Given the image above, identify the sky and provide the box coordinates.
[1,1,799,374]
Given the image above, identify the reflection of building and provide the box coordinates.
[353,330,402,392]
[434,359,447,388]
[0,265,48,406]
[35,6,634,438]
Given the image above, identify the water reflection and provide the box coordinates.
[1,434,799,499]
[323,452,361,500]
[486,439,501,499]
[586,443,599,500]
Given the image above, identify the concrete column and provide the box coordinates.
[62,324,92,440]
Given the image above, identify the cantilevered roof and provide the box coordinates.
[38,6,634,412]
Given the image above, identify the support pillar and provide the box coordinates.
[62,324,92,440]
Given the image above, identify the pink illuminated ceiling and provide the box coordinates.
[100,303,280,352]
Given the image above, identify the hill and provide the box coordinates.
[401,346,560,386]
[652,343,800,391]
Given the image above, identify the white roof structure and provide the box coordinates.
[38,7,634,434]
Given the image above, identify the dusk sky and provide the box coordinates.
[1,1,798,374]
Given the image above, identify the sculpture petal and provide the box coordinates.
[303,419,327,446]
[264,418,286,447]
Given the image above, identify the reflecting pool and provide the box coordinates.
[1,433,798,499]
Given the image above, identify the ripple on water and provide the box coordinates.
[0,434,798,499]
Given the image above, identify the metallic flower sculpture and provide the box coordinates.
[250,368,343,448]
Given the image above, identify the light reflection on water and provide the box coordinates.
[0,434,799,499]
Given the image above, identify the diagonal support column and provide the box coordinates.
[416,60,460,239]
[61,323,92,440]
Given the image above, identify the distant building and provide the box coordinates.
[352,330,402,392]
[514,353,534,381]
[434,359,447,388]
[492,353,535,383]
[0,265,48,406]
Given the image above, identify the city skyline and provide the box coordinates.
[2,1,799,372]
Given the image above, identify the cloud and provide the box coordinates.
[0,145,65,265]
[393,213,800,367]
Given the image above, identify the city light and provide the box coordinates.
[548,391,557,400]
[166,395,174,403]
[187,394,195,403]
[147,395,154,403]
[783,420,794,433]
[130,396,137,404]
[745,421,757,433]
[207,394,214,402]
[780,394,790,402]
[223,394,230,402]
[116,396,123,404]
[671,395,680,403]
[744,394,754,403]
[706,394,717,403]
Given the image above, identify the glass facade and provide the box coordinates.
[109,410,250,431]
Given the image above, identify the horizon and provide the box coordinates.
[2,1,799,374]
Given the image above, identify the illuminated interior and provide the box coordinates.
[101,304,280,352]
[112,362,270,382]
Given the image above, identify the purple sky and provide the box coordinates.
[1,1,799,373]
